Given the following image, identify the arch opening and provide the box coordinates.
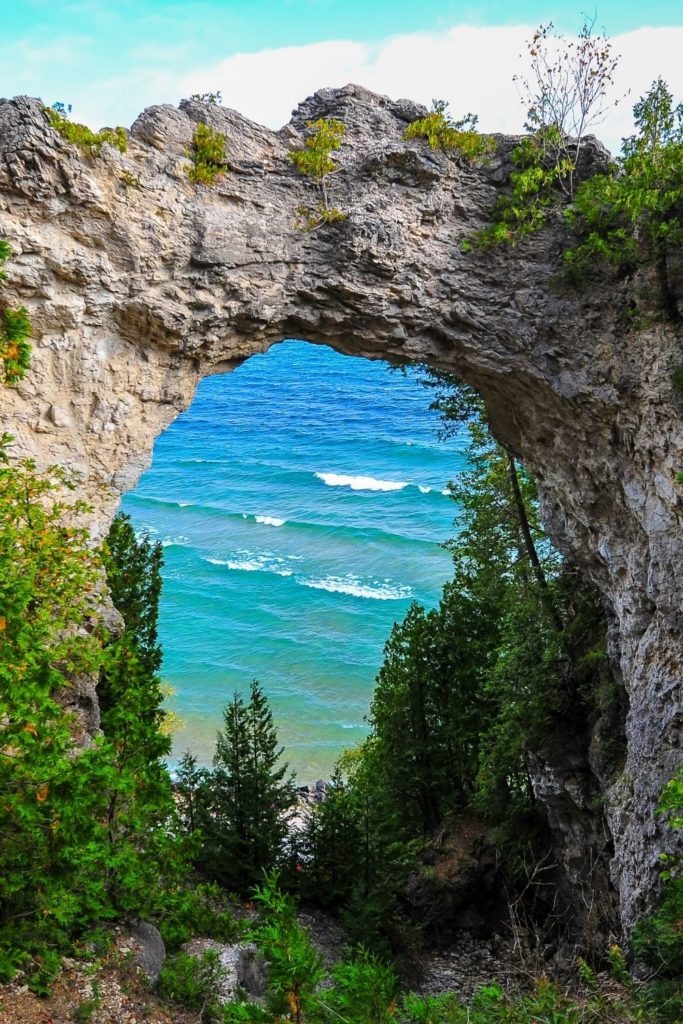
[121,339,466,778]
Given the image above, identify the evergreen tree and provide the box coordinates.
[200,681,297,891]
[298,766,364,907]
[175,750,209,837]
[104,511,163,677]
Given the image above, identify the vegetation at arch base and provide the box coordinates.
[0,242,31,385]
[0,429,192,992]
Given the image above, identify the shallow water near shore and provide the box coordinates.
[120,340,469,779]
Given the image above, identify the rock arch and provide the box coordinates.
[1,86,681,935]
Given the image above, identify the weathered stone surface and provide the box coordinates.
[0,86,681,936]
[130,921,166,985]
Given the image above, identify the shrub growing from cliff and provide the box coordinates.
[403,101,494,161]
[44,102,127,154]
[632,768,683,1019]
[0,241,31,385]
[186,122,228,185]
[514,18,621,199]
[564,78,683,321]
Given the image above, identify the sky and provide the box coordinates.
[0,1,681,154]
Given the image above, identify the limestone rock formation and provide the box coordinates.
[0,85,681,937]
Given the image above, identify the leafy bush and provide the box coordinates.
[564,78,682,321]
[0,241,31,385]
[0,447,187,989]
[155,882,242,951]
[190,91,223,105]
[514,18,621,198]
[632,768,683,978]
[44,103,127,154]
[320,948,398,1024]
[403,101,493,161]
[159,948,227,1018]
[465,136,570,248]
[186,122,228,185]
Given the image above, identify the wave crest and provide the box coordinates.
[298,574,412,601]
[254,515,286,527]
[315,472,409,492]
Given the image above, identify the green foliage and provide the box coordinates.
[121,169,141,189]
[632,767,683,980]
[0,455,187,989]
[190,91,223,105]
[0,451,107,983]
[74,980,103,1022]
[300,374,613,961]
[466,136,571,249]
[564,79,683,320]
[45,103,127,154]
[154,882,242,951]
[403,101,493,161]
[297,766,366,908]
[222,1002,274,1023]
[290,118,346,229]
[159,948,227,1019]
[249,872,324,1023]
[186,122,228,185]
[104,511,163,678]
[514,19,621,199]
[320,948,398,1024]
[186,682,297,891]
[0,242,31,385]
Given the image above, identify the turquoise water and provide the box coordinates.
[120,340,469,779]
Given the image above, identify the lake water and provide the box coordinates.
[121,340,468,779]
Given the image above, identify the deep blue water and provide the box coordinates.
[121,340,469,779]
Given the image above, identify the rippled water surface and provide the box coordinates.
[121,340,469,778]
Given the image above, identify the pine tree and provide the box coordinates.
[175,750,208,837]
[201,681,296,891]
[104,511,163,678]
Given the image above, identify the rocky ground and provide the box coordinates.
[0,910,529,1024]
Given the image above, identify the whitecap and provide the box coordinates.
[297,574,412,601]
[315,472,409,492]
[254,515,286,527]
[204,552,293,577]
[418,485,431,494]
[162,534,189,547]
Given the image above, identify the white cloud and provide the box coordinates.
[175,23,683,154]
[16,21,680,155]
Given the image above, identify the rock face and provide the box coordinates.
[0,86,681,937]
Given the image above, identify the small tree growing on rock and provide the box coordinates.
[514,17,622,197]
[289,117,347,230]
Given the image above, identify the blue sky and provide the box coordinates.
[1,1,681,151]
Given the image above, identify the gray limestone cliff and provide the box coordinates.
[0,85,681,939]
